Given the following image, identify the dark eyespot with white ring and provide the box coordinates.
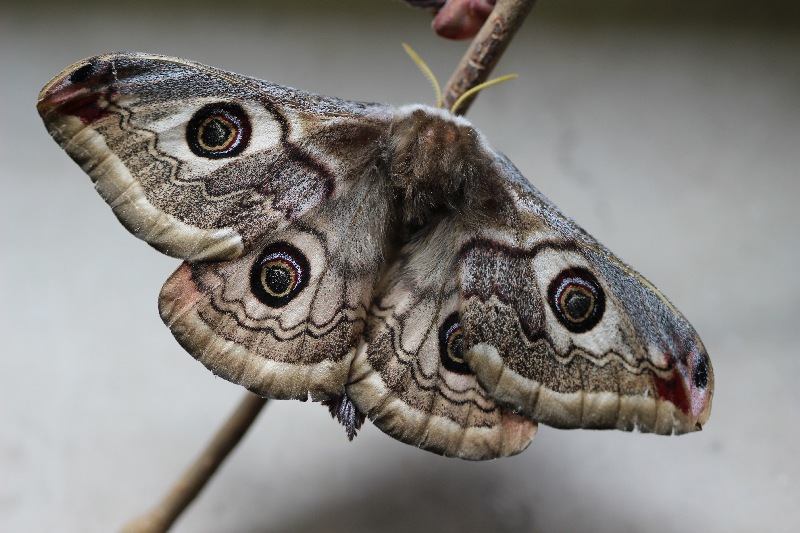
[438,313,471,375]
[250,242,310,308]
[187,103,251,158]
[547,267,605,333]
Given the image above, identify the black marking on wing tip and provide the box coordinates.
[322,394,366,441]
[69,62,96,84]
[693,354,709,390]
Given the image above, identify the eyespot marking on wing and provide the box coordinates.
[250,242,310,308]
[547,267,605,333]
[186,102,251,158]
[438,313,471,375]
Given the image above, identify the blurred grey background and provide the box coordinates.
[2,0,799,531]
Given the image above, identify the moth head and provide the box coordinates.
[389,105,491,223]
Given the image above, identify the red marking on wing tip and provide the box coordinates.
[653,373,691,417]
[39,76,112,125]
[57,91,111,125]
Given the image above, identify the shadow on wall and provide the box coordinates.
[219,450,637,533]
[239,463,540,533]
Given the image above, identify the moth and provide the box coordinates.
[38,52,713,460]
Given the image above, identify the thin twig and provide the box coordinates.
[442,0,537,114]
[118,2,537,530]
[121,393,268,533]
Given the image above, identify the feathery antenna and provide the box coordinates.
[402,43,443,109]
[450,74,517,115]
[402,43,516,113]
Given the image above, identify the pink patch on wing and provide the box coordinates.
[690,385,708,419]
